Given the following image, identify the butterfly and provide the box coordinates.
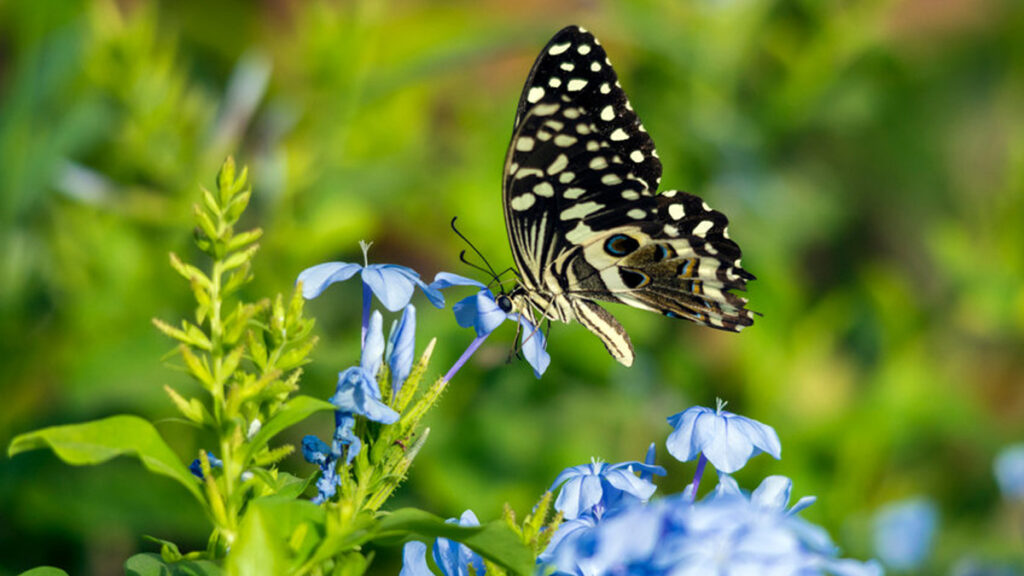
[501,25,755,367]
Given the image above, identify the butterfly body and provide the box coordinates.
[503,26,754,366]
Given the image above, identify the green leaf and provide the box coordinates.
[228,497,325,575]
[8,415,204,504]
[18,568,70,576]
[374,509,534,576]
[125,553,223,576]
[242,395,336,463]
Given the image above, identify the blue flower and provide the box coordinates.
[388,304,416,394]
[399,510,486,576]
[994,443,1024,499]
[873,497,938,571]
[188,452,223,480]
[434,510,486,576]
[666,400,781,474]
[297,246,444,312]
[302,435,341,504]
[430,272,550,378]
[550,458,666,520]
[330,310,399,425]
[543,491,882,576]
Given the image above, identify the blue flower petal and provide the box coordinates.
[994,443,1024,499]
[513,313,550,377]
[362,264,420,312]
[362,310,386,377]
[400,541,435,576]
[873,497,938,571]
[665,406,708,463]
[434,510,484,576]
[302,435,331,464]
[538,514,596,564]
[330,366,398,425]
[388,305,416,392]
[750,475,793,513]
[297,262,362,299]
[453,291,506,336]
[666,405,781,474]
[416,277,446,308]
[429,272,486,291]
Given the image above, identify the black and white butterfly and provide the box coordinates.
[500,25,755,367]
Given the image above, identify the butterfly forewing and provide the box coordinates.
[502,26,755,365]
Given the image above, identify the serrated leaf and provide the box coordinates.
[181,346,214,388]
[153,317,190,344]
[222,244,258,273]
[194,206,219,244]
[165,385,204,424]
[226,228,262,253]
[8,415,203,504]
[225,190,253,222]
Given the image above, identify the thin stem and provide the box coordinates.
[442,332,491,384]
[689,453,708,503]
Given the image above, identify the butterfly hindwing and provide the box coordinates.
[503,26,755,365]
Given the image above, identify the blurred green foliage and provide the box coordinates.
[1,0,1022,573]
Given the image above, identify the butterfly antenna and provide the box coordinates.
[451,217,501,281]
[458,250,495,277]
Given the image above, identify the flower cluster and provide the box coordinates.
[396,400,880,575]
[296,248,550,504]
[534,402,878,575]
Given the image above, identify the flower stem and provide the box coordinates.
[689,453,708,503]
[442,332,491,384]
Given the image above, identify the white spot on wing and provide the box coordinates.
[560,201,604,220]
[663,224,679,236]
[549,77,562,88]
[589,156,608,170]
[630,150,644,163]
[610,128,629,141]
[515,137,535,152]
[577,44,592,55]
[533,182,555,197]
[693,220,714,237]
[590,61,602,72]
[668,204,685,220]
[567,78,588,91]
[600,83,611,94]
[511,193,536,211]
[554,134,577,147]
[621,190,640,200]
[559,171,575,183]
[527,87,545,103]
[547,154,569,174]
[549,42,571,56]
[627,208,645,219]
[560,62,575,71]
[533,103,560,116]
[566,221,594,244]
[600,105,615,121]
[601,173,622,185]
[564,187,586,199]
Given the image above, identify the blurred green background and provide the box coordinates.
[2,0,1023,573]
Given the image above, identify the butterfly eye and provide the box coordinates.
[604,234,640,256]
[497,295,514,313]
